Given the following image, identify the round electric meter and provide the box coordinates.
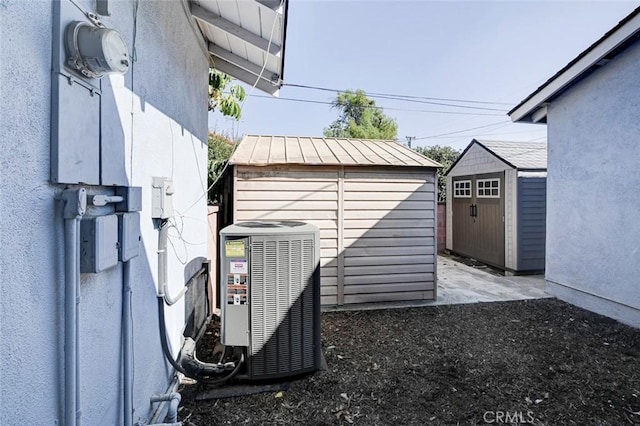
[65,21,130,78]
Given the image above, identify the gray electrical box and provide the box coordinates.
[81,215,119,273]
[151,177,174,219]
[219,221,322,380]
[118,212,140,262]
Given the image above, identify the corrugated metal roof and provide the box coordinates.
[477,140,547,170]
[230,135,443,168]
[190,0,288,95]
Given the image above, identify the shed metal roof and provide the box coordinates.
[230,135,443,168]
[190,0,288,95]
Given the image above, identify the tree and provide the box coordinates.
[414,145,461,202]
[324,90,398,140]
[207,131,235,203]
[208,70,246,119]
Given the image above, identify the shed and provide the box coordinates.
[445,139,547,273]
[223,135,442,307]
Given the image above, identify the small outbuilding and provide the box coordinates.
[220,135,442,307]
[445,139,547,273]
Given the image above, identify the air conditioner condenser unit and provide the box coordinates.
[219,221,321,380]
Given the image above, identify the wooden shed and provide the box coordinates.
[222,135,442,307]
[445,139,547,273]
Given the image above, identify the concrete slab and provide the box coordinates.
[323,256,551,312]
[435,256,551,305]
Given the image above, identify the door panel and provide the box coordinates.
[452,173,505,268]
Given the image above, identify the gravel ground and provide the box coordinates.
[180,298,640,425]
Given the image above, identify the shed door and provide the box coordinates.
[452,173,505,268]
[342,170,436,304]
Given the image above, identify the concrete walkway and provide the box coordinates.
[434,255,550,305]
[324,255,550,312]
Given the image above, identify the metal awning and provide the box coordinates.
[189,0,288,95]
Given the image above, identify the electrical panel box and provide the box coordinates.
[81,215,119,273]
[51,0,101,185]
[115,186,142,212]
[118,212,140,262]
[151,177,174,219]
[219,221,322,380]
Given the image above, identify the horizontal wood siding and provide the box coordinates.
[234,166,438,307]
[342,170,437,304]
[235,166,340,305]
[517,177,547,272]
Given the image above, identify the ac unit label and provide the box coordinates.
[225,240,245,257]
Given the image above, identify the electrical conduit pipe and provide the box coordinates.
[123,260,133,426]
[62,188,87,426]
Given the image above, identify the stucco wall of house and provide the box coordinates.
[0,1,209,424]
[546,41,640,327]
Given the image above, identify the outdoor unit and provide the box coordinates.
[219,221,321,380]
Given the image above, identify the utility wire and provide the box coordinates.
[248,94,505,117]
[282,82,514,107]
[415,121,511,140]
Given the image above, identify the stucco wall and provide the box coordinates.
[0,1,209,424]
[546,41,640,327]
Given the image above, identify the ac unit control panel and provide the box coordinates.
[220,237,249,347]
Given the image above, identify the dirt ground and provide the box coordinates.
[179,299,640,425]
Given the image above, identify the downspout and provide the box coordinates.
[123,260,133,426]
[62,188,87,426]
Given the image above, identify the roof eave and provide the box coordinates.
[509,7,640,123]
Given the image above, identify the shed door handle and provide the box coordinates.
[473,205,478,217]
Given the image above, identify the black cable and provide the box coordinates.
[157,293,245,386]
[247,94,505,116]
[282,82,514,106]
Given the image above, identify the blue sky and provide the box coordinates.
[208,1,638,150]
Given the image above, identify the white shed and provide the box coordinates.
[222,135,442,307]
[445,139,547,273]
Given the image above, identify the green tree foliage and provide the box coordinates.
[207,132,235,202]
[208,70,246,119]
[414,145,461,202]
[324,90,398,140]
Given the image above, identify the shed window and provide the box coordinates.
[454,180,471,198]
[477,179,500,198]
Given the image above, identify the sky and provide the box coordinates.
[208,0,639,151]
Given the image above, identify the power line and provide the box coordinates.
[248,94,505,116]
[282,82,514,107]
[415,121,510,140]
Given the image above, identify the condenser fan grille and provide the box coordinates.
[249,236,317,378]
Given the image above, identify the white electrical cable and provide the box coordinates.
[182,0,285,216]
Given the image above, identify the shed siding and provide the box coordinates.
[343,170,436,304]
[235,166,340,305]
[517,177,546,271]
[234,166,437,306]
[504,168,518,270]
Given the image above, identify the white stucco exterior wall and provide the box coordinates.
[546,41,640,327]
[445,143,517,269]
[0,1,209,424]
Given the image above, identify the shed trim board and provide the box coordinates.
[446,140,547,273]
[232,164,438,306]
